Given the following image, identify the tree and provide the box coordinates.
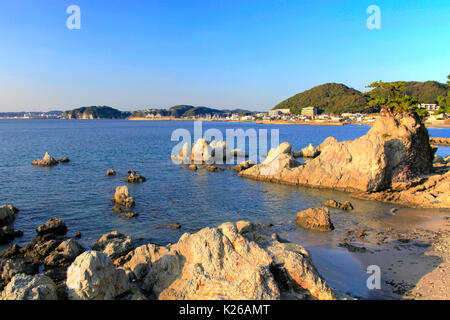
[436,74,450,113]
[366,81,418,114]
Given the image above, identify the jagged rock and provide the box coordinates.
[121,222,337,300]
[66,251,130,300]
[1,274,58,300]
[43,239,85,267]
[125,170,146,183]
[294,143,320,158]
[31,152,58,167]
[36,218,67,236]
[106,168,116,176]
[0,259,39,288]
[230,160,255,172]
[112,186,135,208]
[240,112,434,193]
[0,205,18,227]
[324,200,354,211]
[296,207,334,231]
[93,231,134,261]
[22,235,62,264]
[206,165,224,172]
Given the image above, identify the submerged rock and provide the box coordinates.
[112,186,135,209]
[66,251,130,300]
[125,170,146,183]
[296,207,334,231]
[1,274,58,300]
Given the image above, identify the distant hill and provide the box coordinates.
[63,106,131,119]
[274,81,449,115]
[274,83,369,115]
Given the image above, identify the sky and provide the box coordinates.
[0,0,449,112]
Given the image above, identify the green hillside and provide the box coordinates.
[63,106,130,119]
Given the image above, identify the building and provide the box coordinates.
[268,108,291,116]
[301,107,317,117]
[418,103,441,112]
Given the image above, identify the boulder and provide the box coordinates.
[296,207,334,231]
[1,274,58,300]
[43,239,85,267]
[240,112,434,193]
[93,231,134,261]
[0,259,39,288]
[0,205,18,227]
[229,148,248,159]
[36,218,67,236]
[125,170,146,183]
[112,186,135,208]
[294,143,320,158]
[121,222,337,300]
[66,251,130,300]
[106,168,116,176]
[31,152,57,167]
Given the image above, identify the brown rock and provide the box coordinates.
[106,168,116,176]
[206,165,224,172]
[112,186,135,208]
[296,207,334,231]
[125,170,146,183]
[36,218,67,236]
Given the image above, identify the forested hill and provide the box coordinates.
[63,106,131,119]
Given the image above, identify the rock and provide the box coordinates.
[210,140,228,162]
[125,170,146,183]
[0,244,22,259]
[43,239,85,267]
[66,251,130,300]
[338,242,367,253]
[324,200,354,211]
[112,186,135,208]
[1,274,58,300]
[120,212,139,219]
[433,155,446,164]
[106,168,116,176]
[294,143,320,158]
[0,205,18,227]
[122,222,337,300]
[22,235,62,264]
[240,112,434,193]
[229,148,248,159]
[75,232,82,238]
[229,160,255,172]
[0,225,19,244]
[206,165,224,172]
[36,218,67,236]
[188,164,198,170]
[93,231,134,260]
[191,139,213,164]
[168,223,181,229]
[56,157,70,163]
[0,259,39,288]
[31,152,58,167]
[171,142,192,164]
[296,207,334,231]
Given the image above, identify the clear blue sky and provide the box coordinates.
[0,0,449,112]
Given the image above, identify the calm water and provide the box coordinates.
[0,119,449,299]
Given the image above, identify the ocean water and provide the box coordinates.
[0,119,449,298]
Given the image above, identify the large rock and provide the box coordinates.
[240,112,434,192]
[0,205,18,227]
[296,207,334,231]
[66,251,130,300]
[31,152,57,167]
[112,186,135,208]
[1,274,58,300]
[36,218,67,236]
[43,239,85,267]
[93,231,134,261]
[191,138,213,164]
[121,221,337,300]
[0,259,38,288]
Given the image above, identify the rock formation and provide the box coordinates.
[293,143,320,158]
[36,218,67,236]
[125,170,146,183]
[296,207,334,231]
[229,160,256,172]
[239,112,435,193]
[93,231,134,262]
[32,152,69,167]
[112,186,135,209]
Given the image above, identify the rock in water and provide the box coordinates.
[0,205,17,227]
[66,251,130,300]
[36,218,67,236]
[125,170,146,183]
[31,152,57,167]
[296,207,334,231]
[229,160,255,172]
[206,165,224,172]
[121,221,337,300]
[106,168,116,176]
[112,186,135,208]
[240,112,434,192]
[1,274,58,300]
[324,200,354,211]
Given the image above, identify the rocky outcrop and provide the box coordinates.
[293,143,320,158]
[36,218,67,237]
[66,251,130,300]
[93,231,134,262]
[120,221,338,300]
[324,200,354,211]
[32,152,69,167]
[1,274,58,300]
[239,112,435,193]
[296,207,334,231]
[125,171,146,183]
[112,186,135,209]
[106,168,116,176]
[230,160,256,172]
